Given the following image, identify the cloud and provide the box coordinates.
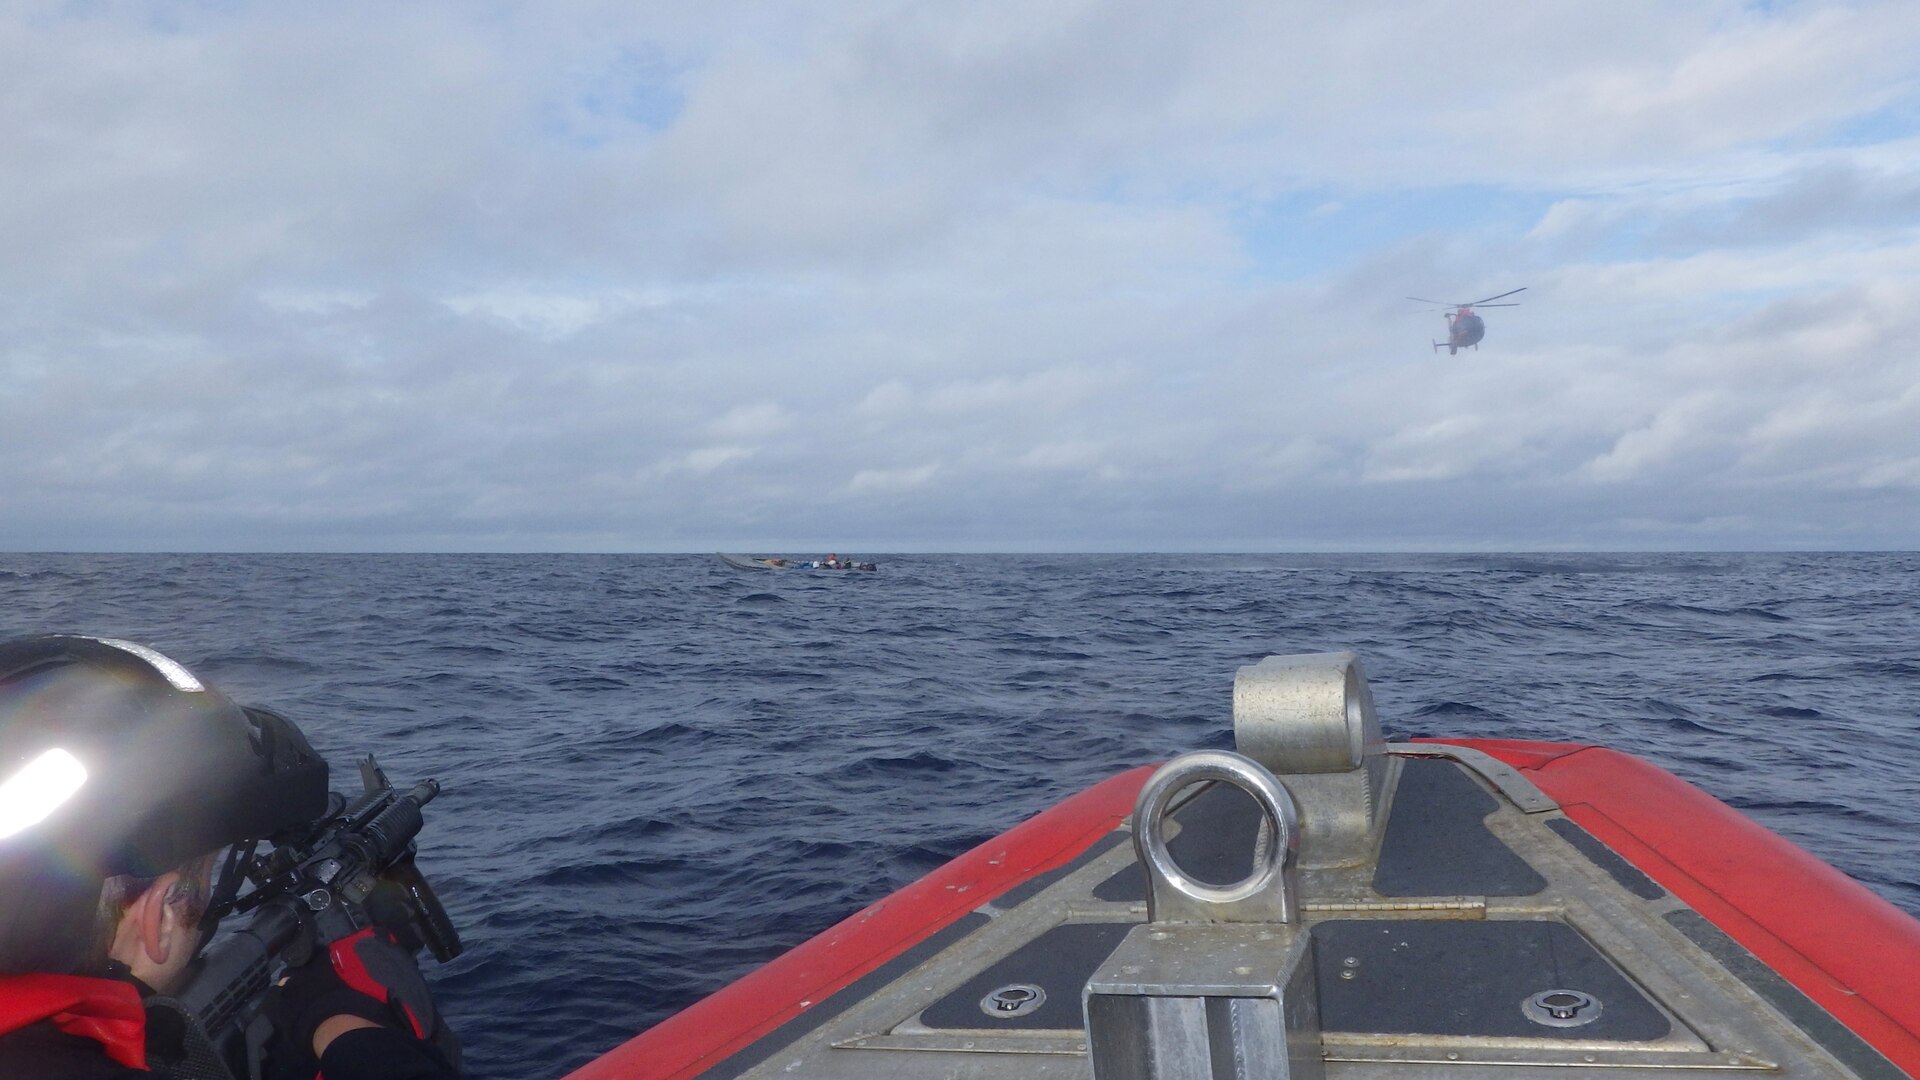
[1858,457,1920,489]
[1016,441,1109,472]
[706,402,791,440]
[2,1,1920,550]
[682,445,756,473]
[847,464,939,494]
[1582,395,1723,483]
[442,291,618,339]
[925,370,1106,414]
[1490,4,1917,164]
[855,382,915,418]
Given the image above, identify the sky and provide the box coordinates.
[3,0,1919,552]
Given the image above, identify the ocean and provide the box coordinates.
[3,551,1916,1078]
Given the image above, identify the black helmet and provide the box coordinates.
[0,635,330,973]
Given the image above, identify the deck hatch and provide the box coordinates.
[1313,919,1670,1041]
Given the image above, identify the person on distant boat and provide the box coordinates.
[0,636,462,1079]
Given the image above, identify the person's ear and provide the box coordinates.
[135,872,191,965]
[107,869,206,992]
[133,868,202,960]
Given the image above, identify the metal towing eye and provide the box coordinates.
[1085,750,1324,1080]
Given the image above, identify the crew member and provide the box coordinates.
[0,635,461,1078]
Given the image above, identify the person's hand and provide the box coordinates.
[267,950,396,1073]
[267,928,439,1077]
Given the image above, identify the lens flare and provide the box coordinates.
[0,748,89,839]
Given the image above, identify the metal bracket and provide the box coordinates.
[1232,653,1391,868]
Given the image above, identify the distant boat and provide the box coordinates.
[717,553,878,572]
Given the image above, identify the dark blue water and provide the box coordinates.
[3,552,1916,1078]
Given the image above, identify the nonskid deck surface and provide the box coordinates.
[678,751,1904,1080]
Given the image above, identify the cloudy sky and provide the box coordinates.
[3,1,1918,551]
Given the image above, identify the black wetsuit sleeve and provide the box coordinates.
[316,1026,461,1079]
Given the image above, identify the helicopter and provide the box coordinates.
[1407,287,1525,354]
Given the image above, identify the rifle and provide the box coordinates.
[173,755,463,1079]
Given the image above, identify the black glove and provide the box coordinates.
[265,928,461,1079]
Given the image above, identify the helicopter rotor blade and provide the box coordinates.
[1466,287,1526,305]
[1405,296,1453,306]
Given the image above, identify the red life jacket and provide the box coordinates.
[0,973,147,1069]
